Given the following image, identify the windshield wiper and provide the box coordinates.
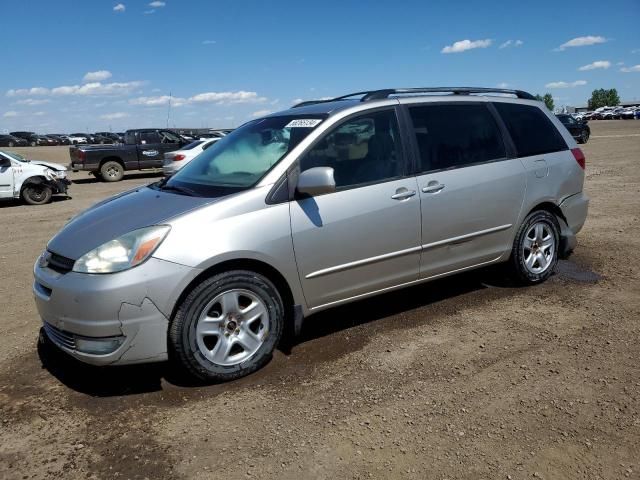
[159,184,200,197]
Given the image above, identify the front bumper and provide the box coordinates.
[52,178,70,194]
[33,256,200,366]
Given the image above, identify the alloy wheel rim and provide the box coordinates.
[522,222,555,274]
[195,289,269,367]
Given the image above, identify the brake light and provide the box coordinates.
[76,149,86,161]
[173,154,186,161]
[571,148,585,170]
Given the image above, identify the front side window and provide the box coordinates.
[139,131,162,144]
[165,115,326,196]
[493,103,567,157]
[300,109,403,189]
[409,103,506,173]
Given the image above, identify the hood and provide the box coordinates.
[47,186,219,260]
[30,160,67,171]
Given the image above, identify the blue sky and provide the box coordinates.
[1,0,639,132]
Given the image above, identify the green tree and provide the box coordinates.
[534,93,555,111]
[588,88,620,110]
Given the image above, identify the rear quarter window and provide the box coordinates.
[493,102,567,157]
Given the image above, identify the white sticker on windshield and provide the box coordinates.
[285,119,322,128]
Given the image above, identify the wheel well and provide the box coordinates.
[529,201,567,225]
[20,176,48,192]
[170,258,295,322]
[100,156,124,169]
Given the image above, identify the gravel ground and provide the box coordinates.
[0,120,639,480]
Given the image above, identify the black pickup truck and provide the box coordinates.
[69,129,188,181]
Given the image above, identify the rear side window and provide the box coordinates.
[408,103,506,173]
[493,103,567,157]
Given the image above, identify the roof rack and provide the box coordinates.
[292,87,536,108]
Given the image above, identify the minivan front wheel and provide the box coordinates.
[509,210,559,284]
[169,270,284,382]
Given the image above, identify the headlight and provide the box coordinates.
[73,225,170,274]
[43,168,56,180]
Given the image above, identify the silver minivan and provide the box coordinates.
[34,87,589,382]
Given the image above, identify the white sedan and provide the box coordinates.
[162,138,219,176]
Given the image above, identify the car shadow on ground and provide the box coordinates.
[37,266,514,397]
[71,171,162,184]
[0,195,73,209]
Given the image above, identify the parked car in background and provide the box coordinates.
[95,132,123,143]
[10,131,40,147]
[46,134,71,145]
[620,107,637,119]
[35,87,588,382]
[71,133,94,144]
[556,114,590,144]
[0,134,28,147]
[162,138,219,176]
[69,128,188,181]
[0,150,70,205]
[35,135,56,146]
[90,133,112,144]
[66,134,89,145]
[602,107,624,120]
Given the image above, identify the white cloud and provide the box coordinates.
[144,9,156,14]
[631,49,640,54]
[113,3,125,12]
[8,81,144,98]
[555,35,607,51]
[14,98,50,106]
[83,70,113,83]
[100,112,129,120]
[620,65,640,73]
[578,60,611,71]
[499,39,523,49]
[148,1,165,7]
[202,40,217,45]
[251,110,272,118]
[545,80,587,88]
[496,82,510,88]
[442,39,492,54]
[34,111,46,116]
[6,87,50,97]
[189,91,266,104]
[129,95,187,107]
[3,111,18,118]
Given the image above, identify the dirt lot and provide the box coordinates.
[0,120,639,480]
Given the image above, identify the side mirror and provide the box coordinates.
[0,158,11,168]
[296,167,336,197]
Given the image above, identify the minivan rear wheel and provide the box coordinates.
[169,270,285,382]
[508,210,560,285]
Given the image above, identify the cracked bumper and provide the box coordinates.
[33,256,200,366]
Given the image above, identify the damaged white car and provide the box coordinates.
[0,150,70,205]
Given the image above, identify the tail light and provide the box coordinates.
[571,148,585,170]
[173,154,186,161]
[76,149,86,162]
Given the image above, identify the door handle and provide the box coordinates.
[422,183,445,194]
[391,188,416,200]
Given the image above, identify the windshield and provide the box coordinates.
[2,151,27,162]
[165,115,326,196]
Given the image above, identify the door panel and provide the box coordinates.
[290,177,421,308]
[0,161,14,196]
[418,160,526,277]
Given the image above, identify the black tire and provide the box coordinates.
[99,160,124,182]
[169,270,285,383]
[22,183,52,205]
[578,130,589,144]
[508,210,560,285]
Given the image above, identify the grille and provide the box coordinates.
[48,252,75,274]
[43,322,76,350]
